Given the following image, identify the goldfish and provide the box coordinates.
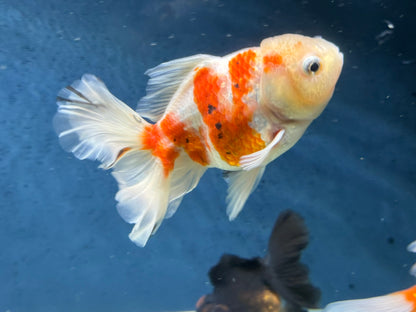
[190,212,416,312]
[195,210,321,312]
[54,34,343,246]
[311,286,416,312]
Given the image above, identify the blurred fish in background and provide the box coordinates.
[176,214,416,312]
[195,210,320,312]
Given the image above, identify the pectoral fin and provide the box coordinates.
[240,129,285,170]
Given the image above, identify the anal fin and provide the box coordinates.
[111,149,170,247]
[166,153,207,218]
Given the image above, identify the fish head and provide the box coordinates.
[259,34,343,121]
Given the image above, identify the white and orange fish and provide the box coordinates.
[54,34,343,246]
[312,286,416,312]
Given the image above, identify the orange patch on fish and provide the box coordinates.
[141,123,180,177]
[194,50,265,166]
[142,113,209,176]
[160,113,209,166]
[398,285,416,306]
[263,54,283,73]
[229,49,257,116]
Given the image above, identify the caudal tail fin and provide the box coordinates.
[321,285,416,312]
[54,74,169,246]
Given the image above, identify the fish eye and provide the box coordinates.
[303,56,321,74]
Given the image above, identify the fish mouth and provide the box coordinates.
[337,49,344,66]
[196,295,230,312]
[197,303,230,312]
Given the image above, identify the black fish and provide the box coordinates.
[196,210,320,312]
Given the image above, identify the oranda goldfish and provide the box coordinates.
[195,210,321,312]
[186,211,416,312]
[54,34,343,246]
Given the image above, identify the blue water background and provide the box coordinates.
[1,0,415,311]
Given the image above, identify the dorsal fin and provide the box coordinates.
[266,210,321,310]
[136,54,213,122]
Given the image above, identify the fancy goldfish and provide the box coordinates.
[54,34,343,246]
[312,286,416,312]
[188,212,416,312]
[196,210,321,312]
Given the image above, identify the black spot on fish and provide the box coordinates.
[348,283,355,289]
[215,122,222,130]
[186,138,189,143]
[218,133,223,139]
[234,83,239,89]
[208,104,216,114]
[226,151,231,154]
[387,236,395,245]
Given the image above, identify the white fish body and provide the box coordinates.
[54,34,343,246]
